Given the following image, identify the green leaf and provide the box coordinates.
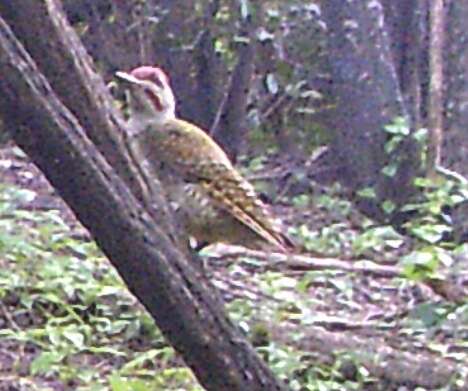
[435,249,454,267]
[30,351,64,375]
[383,117,409,135]
[239,0,251,19]
[384,135,403,154]
[356,187,376,199]
[410,224,451,243]
[110,375,132,391]
[256,27,274,42]
[121,348,174,373]
[233,35,250,44]
[300,89,322,99]
[247,156,265,171]
[352,225,404,254]
[265,73,279,95]
[381,164,397,177]
[381,199,396,214]
[414,177,432,188]
[401,249,439,279]
[412,127,428,143]
[292,194,310,208]
[63,328,85,349]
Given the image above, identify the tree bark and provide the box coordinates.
[210,2,257,163]
[0,4,288,391]
[444,0,468,243]
[381,0,427,130]
[427,0,445,177]
[192,2,225,131]
[0,0,178,240]
[322,0,419,219]
[445,0,468,177]
[62,0,141,72]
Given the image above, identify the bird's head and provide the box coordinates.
[116,66,176,125]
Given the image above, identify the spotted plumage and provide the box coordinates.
[117,66,294,252]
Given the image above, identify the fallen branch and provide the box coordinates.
[206,245,402,278]
[270,324,466,389]
[207,245,467,303]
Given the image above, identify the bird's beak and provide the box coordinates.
[115,71,145,86]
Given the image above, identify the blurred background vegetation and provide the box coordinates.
[0,0,467,390]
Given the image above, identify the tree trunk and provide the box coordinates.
[193,5,225,131]
[427,0,445,177]
[381,0,427,130]
[321,0,419,219]
[0,0,177,238]
[210,2,257,163]
[444,0,468,242]
[0,3,289,390]
[445,0,468,177]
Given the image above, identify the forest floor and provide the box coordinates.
[0,143,467,390]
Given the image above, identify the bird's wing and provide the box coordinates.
[189,161,292,252]
[139,120,293,252]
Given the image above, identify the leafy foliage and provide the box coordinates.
[1,143,467,389]
[1,0,467,387]
[0,183,199,390]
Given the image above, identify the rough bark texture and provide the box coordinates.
[382,0,426,130]
[427,0,444,176]
[0,4,289,390]
[444,0,468,242]
[322,0,419,219]
[0,0,177,240]
[210,4,257,163]
[63,0,142,71]
[445,0,468,177]
[191,1,224,131]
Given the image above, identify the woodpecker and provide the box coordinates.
[116,66,294,252]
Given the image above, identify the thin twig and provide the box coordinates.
[0,300,21,332]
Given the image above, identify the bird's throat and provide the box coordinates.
[128,107,175,134]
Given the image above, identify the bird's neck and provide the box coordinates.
[128,109,175,134]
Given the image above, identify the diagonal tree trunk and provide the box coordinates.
[0,4,289,391]
[0,0,173,226]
